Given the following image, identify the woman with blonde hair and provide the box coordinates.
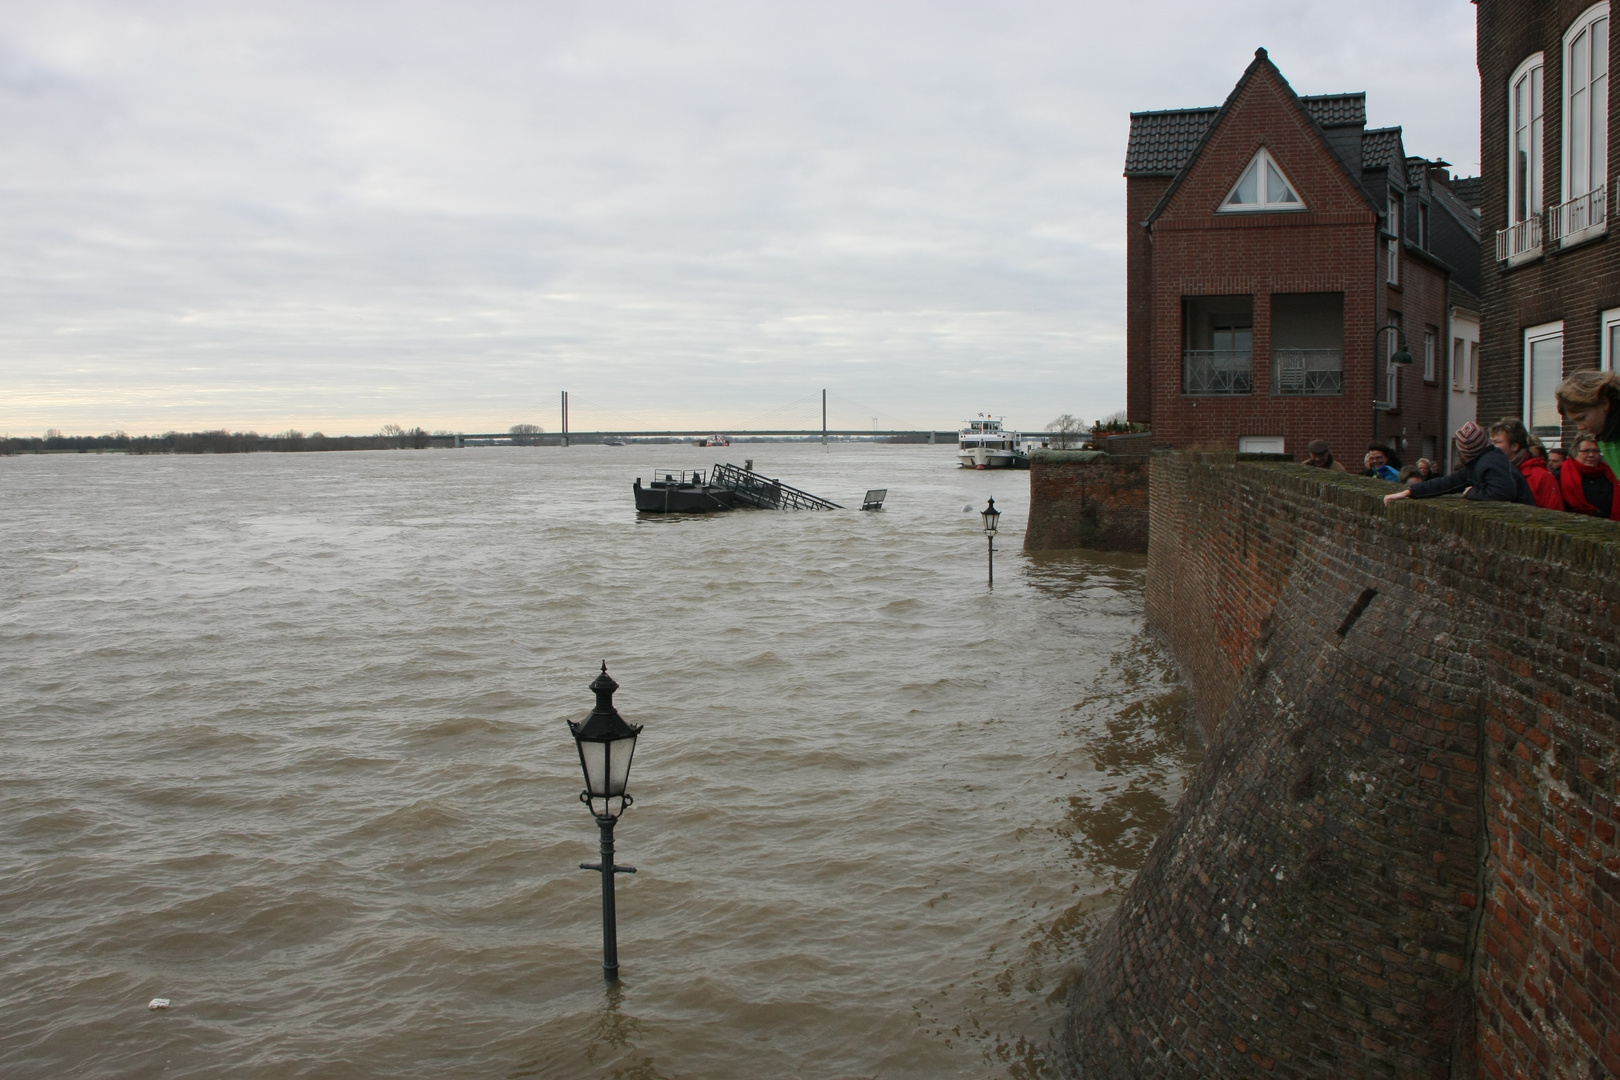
[1556,369,1620,473]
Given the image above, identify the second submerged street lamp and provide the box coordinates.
[568,662,642,981]
[982,497,1000,586]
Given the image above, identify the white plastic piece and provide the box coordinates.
[147,998,170,1010]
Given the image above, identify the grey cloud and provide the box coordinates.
[0,0,1477,435]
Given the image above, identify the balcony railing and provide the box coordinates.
[1495,214,1543,263]
[1548,184,1609,244]
[1184,349,1253,395]
[1271,348,1343,395]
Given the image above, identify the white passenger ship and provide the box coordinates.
[957,416,1033,469]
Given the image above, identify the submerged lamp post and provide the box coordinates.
[568,662,642,981]
[981,497,1000,586]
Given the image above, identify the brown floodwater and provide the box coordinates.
[0,442,1197,1078]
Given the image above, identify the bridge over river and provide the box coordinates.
[449,429,959,446]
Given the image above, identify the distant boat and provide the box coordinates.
[602,436,627,446]
[957,416,1032,469]
[700,434,731,447]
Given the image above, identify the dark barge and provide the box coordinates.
[633,463,841,513]
[633,470,739,513]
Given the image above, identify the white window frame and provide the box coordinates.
[1218,147,1306,213]
[1452,337,1465,391]
[1469,341,1479,393]
[1386,192,1401,284]
[1379,320,1401,409]
[1602,307,1620,371]
[1508,53,1546,229]
[1524,321,1565,444]
[1563,4,1610,203]
[1423,328,1437,382]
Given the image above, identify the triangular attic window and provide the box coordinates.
[1220,148,1304,212]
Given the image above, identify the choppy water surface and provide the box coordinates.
[0,443,1197,1079]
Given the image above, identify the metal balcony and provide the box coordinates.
[1183,349,1253,395]
[1495,214,1543,263]
[1271,348,1343,395]
[1548,184,1609,245]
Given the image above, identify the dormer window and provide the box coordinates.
[1220,148,1304,212]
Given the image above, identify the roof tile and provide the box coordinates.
[1362,127,1404,171]
[1124,108,1219,176]
[1125,93,1366,178]
[1299,93,1366,127]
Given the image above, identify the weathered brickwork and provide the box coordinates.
[1024,450,1150,553]
[1066,453,1620,1079]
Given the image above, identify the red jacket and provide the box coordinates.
[1561,454,1620,519]
[1518,455,1565,511]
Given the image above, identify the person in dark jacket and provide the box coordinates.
[1560,435,1620,520]
[1489,417,1564,510]
[1383,420,1537,508]
[1547,446,1567,478]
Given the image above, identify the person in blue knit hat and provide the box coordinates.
[1383,420,1537,508]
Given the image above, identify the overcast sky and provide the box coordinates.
[1,0,1479,437]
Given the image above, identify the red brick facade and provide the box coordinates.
[1478,0,1620,441]
[1127,52,1453,466]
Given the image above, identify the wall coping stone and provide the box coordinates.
[1029,449,1108,463]
[1238,459,1620,571]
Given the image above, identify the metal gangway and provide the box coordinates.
[709,463,842,510]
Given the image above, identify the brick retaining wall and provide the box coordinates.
[1024,450,1150,553]
[1065,452,1620,1079]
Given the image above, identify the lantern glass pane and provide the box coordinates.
[579,739,608,796]
[607,734,636,795]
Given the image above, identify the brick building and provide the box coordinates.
[1126,50,1479,466]
[1478,0,1618,447]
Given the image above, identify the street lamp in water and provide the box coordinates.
[981,497,1000,586]
[569,662,642,981]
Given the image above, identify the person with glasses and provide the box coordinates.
[1559,435,1620,521]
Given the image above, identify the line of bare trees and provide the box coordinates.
[1,426,439,455]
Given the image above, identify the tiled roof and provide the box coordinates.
[1126,94,1367,178]
[1124,107,1219,176]
[1299,93,1366,127]
[1450,176,1481,209]
[1362,127,1404,171]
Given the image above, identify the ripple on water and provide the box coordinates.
[0,445,1197,1079]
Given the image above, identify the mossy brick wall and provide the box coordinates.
[1065,452,1620,1079]
[1024,451,1149,553]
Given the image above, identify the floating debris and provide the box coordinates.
[147,998,171,1011]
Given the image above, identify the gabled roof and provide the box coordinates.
[1432,179,1482,240]
[1450,176,1481,209]
[1132,48,1377,224]
[1125,92,1365,178]
[1124,108,1220,176]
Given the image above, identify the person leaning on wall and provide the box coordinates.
[1362,446,1399,481]
[1488,417,1564,510]
[1556,369,1620,475]
[1304,439,1346,471]
[1560,434,1620,521]
[1383,420,1537,508]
